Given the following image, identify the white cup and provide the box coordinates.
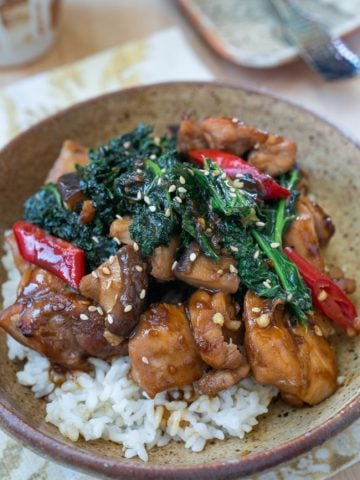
[0,0,61,68]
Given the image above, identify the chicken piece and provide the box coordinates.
[80,245,148,337]
[188,290,249,395]
[177,116,208,152]
[0,268,127,370]
[80,200,96,224]
[129,304,204,397]
[284,196,324,271]
[46,140,89,183]
[243,290,338,406]
[328,266,356,294]
[177,116,268,156]
[5,232,29,273]
[305,200,335,246]
[248,134,297,177]
[150,237,180,281]
[174,243,240,293]
[109,217,133,245]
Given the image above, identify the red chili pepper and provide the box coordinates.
[188,149,290,200]
[284,247,359,334]
[13,221,85,289]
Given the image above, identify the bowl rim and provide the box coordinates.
[0,80,359,479]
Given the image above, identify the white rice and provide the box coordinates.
[1,242,277,461]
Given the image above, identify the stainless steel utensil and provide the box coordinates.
[270,0,360,80]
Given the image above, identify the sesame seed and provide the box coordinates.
[287,293,293,301]
[142,356,149,364]
[135,265,143,272]
[140,289,146,299]
[270,242,280,248]
[317,290,328,302]
[212,170,220,177]
[116,214,123,220]
[221,172,227,179]
[113,237,121,245]
[204,171,210,176]
[168,184,176,193]
[205,228,212,234]
[229,264,238,274]
[256,313,270,328]
[256,221,265,227]
[154,136,160,145]
[336,376,345,386]
[252,307,261,313]
[106,280,112,290]
[189,252,197,262]
[230,187,236,193]
[179,176,186,184]
[88,305,97,312]
[91,271,98,278]
[165,208,171,217]
[80,314,89,321]
[229,192,237,198]
[102,266,111,275]
[150,154,157,160]
[123,141,131,149]
[263,280,272,288]
[235,173,244,178]
[178,187,187,193]
[161,168,166,173]
[187,168,194,176]
[144,195,151,205]
[174,196,182,203]
[217,269,224,275]
[92,236,99,243]
[109,255,115,264]
[97,306,104,315]
[171,260,178,271]
[124,305,133,313]
[137,191,142,200]
[107,314,114,324]
[254,250,260,259]
[233,180,244,188]
[133,242,139,252]
[230,245,239,252]
[232,117,239,123]
[149,205,156,212]
[212,312,224,326]
[157,177,162,186]
[314,325,323,336]
[136,168,143,174]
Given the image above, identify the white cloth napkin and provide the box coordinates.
[0,26,359,480]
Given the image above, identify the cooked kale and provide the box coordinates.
[22,122,313,322]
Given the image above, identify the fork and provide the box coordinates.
[270,0,360,81]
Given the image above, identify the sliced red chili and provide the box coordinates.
[284,246,359,334]
[13,221,85,289]
[188,149,290,200]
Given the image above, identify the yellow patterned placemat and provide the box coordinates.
[0,26,359,480]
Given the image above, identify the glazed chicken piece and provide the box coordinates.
[328,266,356,294]
[5,232,29,273]
[304,199,335,246]
[46,140,89,183]
[243,290,338,406]
[80,244,148,337]
[109,217,133,245]
[129,304,204,397]
[188,290,249,395]
[0,268,127,370]
[248,134,297,177]
[284,196,325,271]
[174,243,240,293]
[150,236,180,281]
[178,116,268,156]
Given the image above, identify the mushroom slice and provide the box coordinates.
[80,244,148,337]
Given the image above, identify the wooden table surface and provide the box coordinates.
[0,1,359,479]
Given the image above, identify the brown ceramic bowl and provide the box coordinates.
[0,82,359,479]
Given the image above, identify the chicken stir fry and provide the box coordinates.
[2,116,358,411]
